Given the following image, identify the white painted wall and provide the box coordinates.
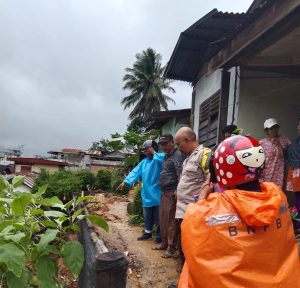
[237,75,300,140]
[193,70,222,136]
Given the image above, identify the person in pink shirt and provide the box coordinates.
[259,118,291,188]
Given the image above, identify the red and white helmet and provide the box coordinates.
[213,135,265,188]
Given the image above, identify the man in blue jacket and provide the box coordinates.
[117,140,164,242]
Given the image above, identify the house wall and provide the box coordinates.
[15,165,31,174]
[193,70,222,137]
[32,164,62,174]
[237,76,300,140]
[161,118,189,136]
[15,164,62,174]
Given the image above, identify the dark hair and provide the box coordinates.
[160,134,173,141]
[222,124,237,135]
[152,140,159,152]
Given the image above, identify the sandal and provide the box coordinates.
[161,250,174,258]
[152,244,167,251]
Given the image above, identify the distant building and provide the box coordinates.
[48,148,89,171]
[150,109,191,136]
[0,146,23,159]
[48,148,133,173]
[7,157,67,175]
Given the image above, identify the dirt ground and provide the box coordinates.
[88,193,179,288]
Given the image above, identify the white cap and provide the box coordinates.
[264,118,279,129]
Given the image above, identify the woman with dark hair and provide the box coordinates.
[286,118,300,224]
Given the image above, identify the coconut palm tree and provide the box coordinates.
[121,48,175,120]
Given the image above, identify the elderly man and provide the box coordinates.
[153,134,186,258]
[174,127,211,270]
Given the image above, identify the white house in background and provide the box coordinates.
[48,148,131,173]
[47,148,88,171]
[7,157,67,175]
[164,0,300,147]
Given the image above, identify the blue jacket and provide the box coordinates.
[124,152,164,207]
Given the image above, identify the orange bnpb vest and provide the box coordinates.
[179,182,300,288]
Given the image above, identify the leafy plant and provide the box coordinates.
[0,175,108,287]
[76,169,96,191]
[128,184,144,226]
[32,169,96,201]
[128,214,144,226]
[95,170,112,191]
[111,169,130,195]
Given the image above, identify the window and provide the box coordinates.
[198,91,220,148]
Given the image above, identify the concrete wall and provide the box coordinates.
[32,164,62,173]
[193,70,222,136]
[15,164,62,174]
[237,76,300,140]
[161,118,189,136]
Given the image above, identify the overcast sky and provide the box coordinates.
[0,0,253,156]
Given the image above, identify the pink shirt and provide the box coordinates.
[259,135,291,188]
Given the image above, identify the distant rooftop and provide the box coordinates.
[7,157,67,166]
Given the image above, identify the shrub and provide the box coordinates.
[128,214,144,226]
[111,168,130,195]
[132,184,143,216]
[76,169,96,191]
[95,169,112,191]
[129,184,144,226]
[33,169,95,202]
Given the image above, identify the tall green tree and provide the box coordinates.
[121,48,175,120]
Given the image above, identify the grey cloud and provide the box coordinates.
[0,0,252,155]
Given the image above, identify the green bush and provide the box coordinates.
[76,169,96,190]
[132,184,143,216]
[129,184,144,226]
[128,214,144,226]
[33,169,96,201]
[111,168,130,195]
[95,169,112,191]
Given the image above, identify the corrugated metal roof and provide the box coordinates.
[164,1,277,83]
[61,148,83,153]
[164,9,247,83]
[24,173,38,188]
[150,108,191,128]
[7,157,67,166]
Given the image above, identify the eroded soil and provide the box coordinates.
[87,193,179,288]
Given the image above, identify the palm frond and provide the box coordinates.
[121,47,176,119]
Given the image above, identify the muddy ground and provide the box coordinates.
[88,193,179,288]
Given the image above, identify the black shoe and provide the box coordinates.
[167,285,177,288]
[154,238,162,244]
[137,232,152,240]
